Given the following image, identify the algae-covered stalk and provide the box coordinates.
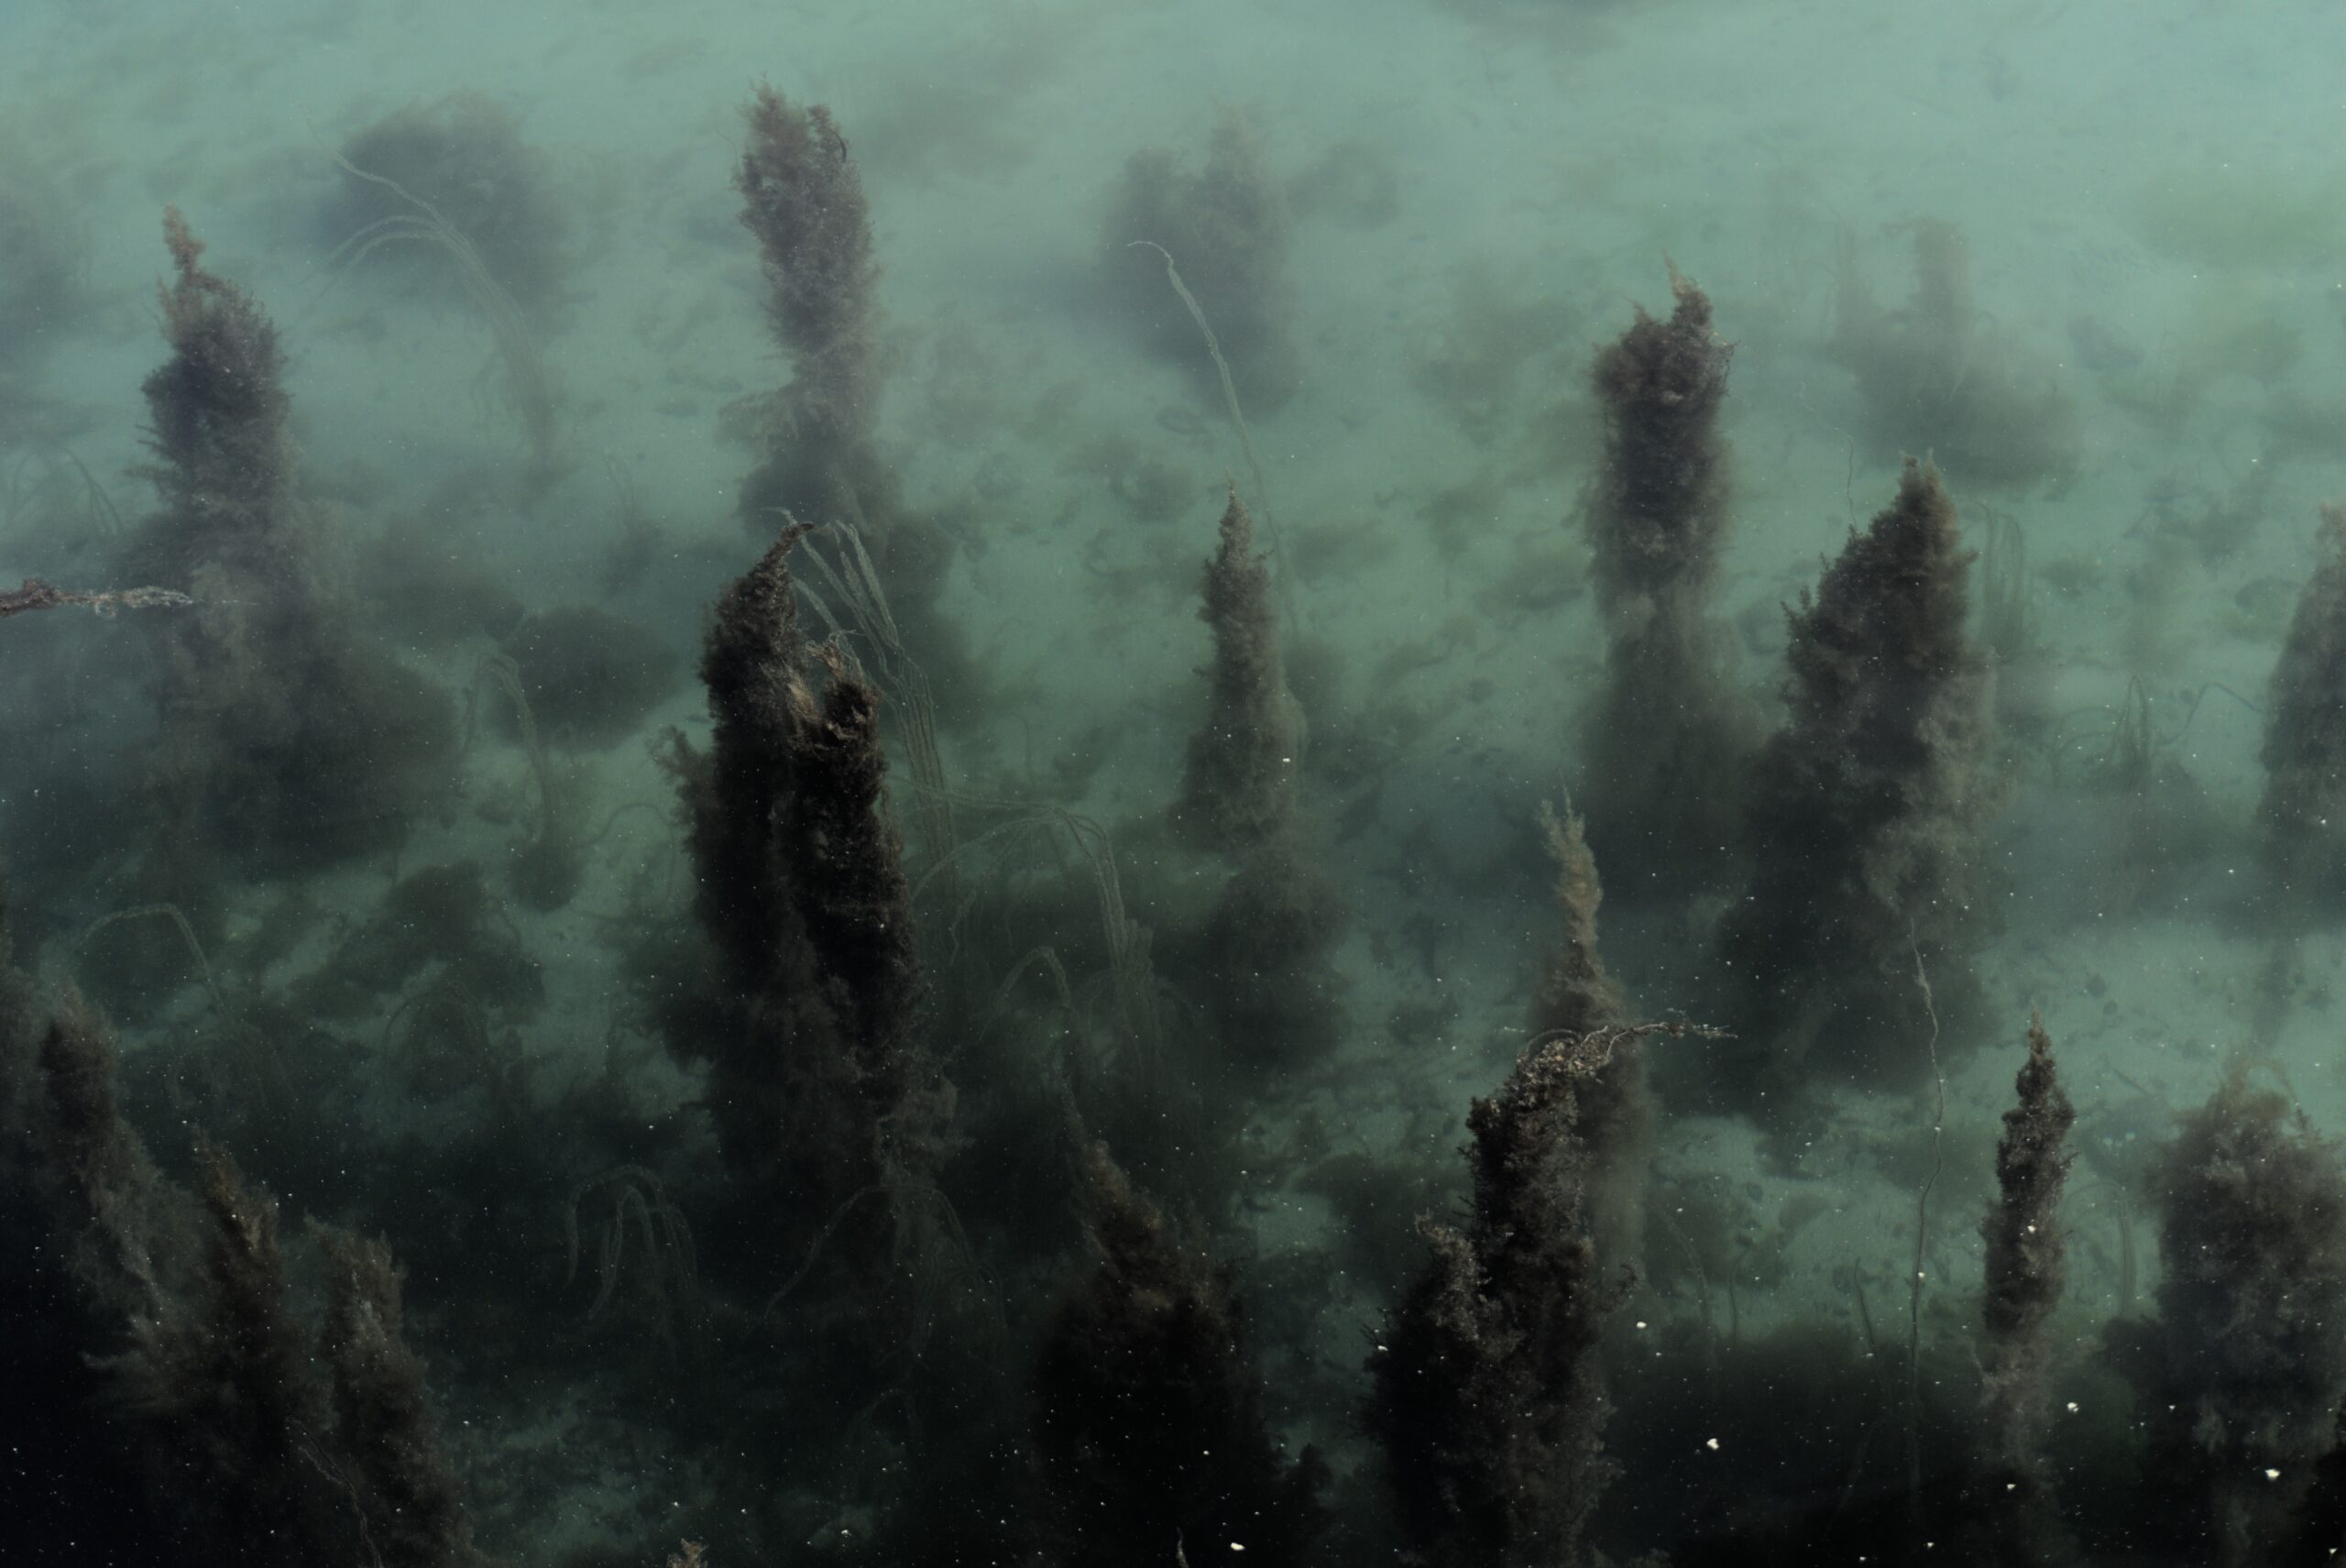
[665,527,947,1269]
[1173,485,1344,1074]
[734,87,882,530]
[1970,1011,2076,1563]
[1369,1023,1690,1568]
[1172,485,1304,852]
[2258,502,2346,909]
[1031,1143,1326,1566]
[1715,458,1998,1098]
[1530,804,1650,1276]
[1,934,481,1564]
[732,85,967,697]
[121,209,455,873]
[1578,266,1750,894]
[2138,1067,2346,1565]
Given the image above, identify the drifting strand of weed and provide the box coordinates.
[1128,240,1301,631]
[2051,676,2264,781]
[1654,1207,1721,1397]
[465,652,568,859]
[1905,930,1946,1540]
[748,1184,885,1336]
[1129,241,1266,520]
[563,1165,698,1329]
[298,1440,386,1568]
[997,940,1168,1094]
[1830,1263,1910,1532]
[739,1168,1005,1361]
[79,902,228,1015]
[885,1160,1003,1361]
[1974,502,2034,659]
[906,800,1171,1091]
[76,902,289,1114]
[320,147,557,480]
[381,978,534,1119]
[5,444,124,541]
[990,946,1080,1056]
[0,579,189,620]
[2114,1201,2137,1320]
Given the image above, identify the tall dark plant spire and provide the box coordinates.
[1368,1021,1703,1567]
[1713,458,1998,1100]
[2259,502,2346,911]
[1579,266,1750,894]
[1965,1010,2077,1564]
[117,209,454,874]
[666,527,944,1271]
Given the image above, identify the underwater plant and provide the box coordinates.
[562,1165,705,1365]
[1530,803,1650,1274]
[2119,1064,2346,1566]
[1170,486,1345,1073]
[0,910,480,1566]
[1712,458,1998,1100]
[1578,265,1751,894]
[1193,830,1348,1075]
[1368,1020,1699,1568]
[1173,485,1306,851]
[289,859,543,1023]
[2258,502,2346,910]
[466,652,589,913]
[111,1143,484,1568]
[1967,1011,2077,1563]
[121,209,458,876]
[1031,1141,1326,1567]
[40,45,2346,1568]
[1975,503,2059,745]
[663,524,949,1282]
[326,93,565,483]
[1529,803,1627,1041]
[0,936,159,1559]
[731,85,967,702]
[733,85,884,531]
[309,1224,483,1568]
[357,512,526,652]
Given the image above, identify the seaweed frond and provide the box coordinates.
[1173,485,1304,851]
[2258,502,2346,910]
[670,526,944,1290]
[1032,1143,1326,1565]
[2130,1064,2346,1564]
[1578,265,1750,893]
[1968,1010,2077,1563]
[1370,1022,1712,1567]
[312,1224,483,1567]
[734,85,885,529]
[1715,458,1999,1097]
